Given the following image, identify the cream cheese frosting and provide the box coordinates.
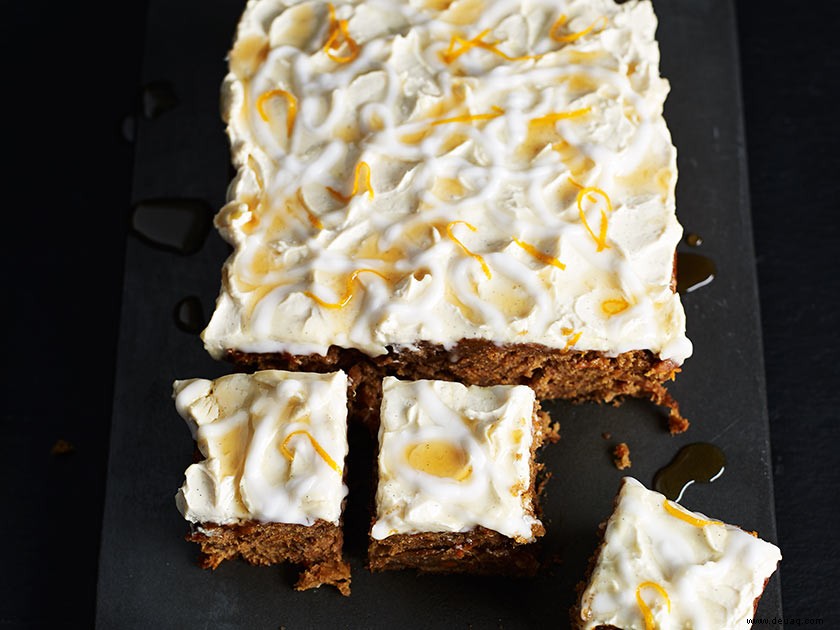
[172,369,349,526]
[577,477,782,630]
[371,376,542,542]
[202,0,692,365]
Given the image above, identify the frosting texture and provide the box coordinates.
[203,0,692,364]
[371,376,542,542]
[173,369,349,526]
[577,477,782,630]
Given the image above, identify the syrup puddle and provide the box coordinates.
[653,442,726,502]
[174,296,205,334]
[131,198,213,255]
[676,252,716,294]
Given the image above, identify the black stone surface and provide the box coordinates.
[96,0,781,626]
[2,0,838,628]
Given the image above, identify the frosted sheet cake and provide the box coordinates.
[202,0,693,430]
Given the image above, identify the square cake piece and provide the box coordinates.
[369,376,547,575]
[572,477,782,629]
[201,0,693,431]
[172,369,351,595]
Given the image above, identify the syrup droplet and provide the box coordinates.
[676,252,716,294]
[141,81,179,119]
[174,296,205,334]
[131,198,213,255]
[653,442,726,502]
[685,233,703,247]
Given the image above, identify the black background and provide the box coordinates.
[2,1,838,627]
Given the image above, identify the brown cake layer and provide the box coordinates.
[367,396,549,576]
[224,340,687,433]
[186,519,351,595]
[368,527,541,576]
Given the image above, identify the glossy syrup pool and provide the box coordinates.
[131,198,213,255]
[653,442,726,502]
[174,296,205,334]
[676,252,716,294]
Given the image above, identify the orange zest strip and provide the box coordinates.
[549,14,608,44]
[513,238,566,270]
[256,89,298,137]
[327,161,374,203]
[561,327,582,348]
[662,499,723,528]
[440,29,491,63]
[576,186,613,251]
[323,3,360,63]
[280,430,342,474]
[529,106,591,127]
[432,106,504,126]
[440,29,539,64]
[446,221,492,279]
[635,582,671,630]
[602,298,629,315]
[304,268,387,309]
[296,189,323,230]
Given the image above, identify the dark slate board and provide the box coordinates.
[96,0,783,627]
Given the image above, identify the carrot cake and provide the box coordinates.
[368,376,546,575]
[572,477,782,629]
[172,369,352,594]
[201,0,693,430]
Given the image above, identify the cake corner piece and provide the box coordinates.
[172,369,352,595]
[571,476,782,629]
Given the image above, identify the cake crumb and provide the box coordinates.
[50,439,75,456]
[601,432,611,440]
[537,410,561,443]
[668,409,690,435]
[612,443,631,470]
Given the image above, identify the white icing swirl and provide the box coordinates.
[371,376,542,542]
[203,0,692,365]
[172,370,349,526]
[577,477,782,630]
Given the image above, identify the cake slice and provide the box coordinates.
[172,369,351,595]
[572,477,782,629]
[202,0,692,432]
[368,376,548,575]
